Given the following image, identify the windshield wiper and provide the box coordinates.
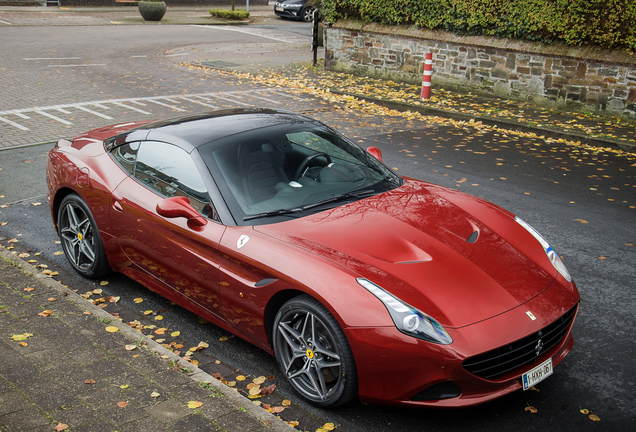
[302,189,377,210]
[243,207,303,221]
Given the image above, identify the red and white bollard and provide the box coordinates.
[421,51,433,99]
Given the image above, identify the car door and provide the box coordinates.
[108,140,226,318]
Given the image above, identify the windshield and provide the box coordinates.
[198,121,402,225]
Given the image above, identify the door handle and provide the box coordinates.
[112,200,123,212]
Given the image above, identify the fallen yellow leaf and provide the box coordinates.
[134,298,144,303]
[105,326,119,333]
[187,401,203,409]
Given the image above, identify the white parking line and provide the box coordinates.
[34,110,73,125]
[203,94,252,106]
[180,96,219,109]
[0,90,303,131]
[190,25,300,43]
[230,91,281,105]
[0,116,29,131]
[146,99,186,112]
[75,106,114,120]
[23,57,80,61]
[48,64,107,68]
[111,102,151,115]
[10,111,30,119]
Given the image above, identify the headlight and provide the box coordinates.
[515,217,572,282]
[357,278,452,345]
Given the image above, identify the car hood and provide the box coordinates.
[253,180,556,328]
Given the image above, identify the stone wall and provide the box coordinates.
[325,20,636,117]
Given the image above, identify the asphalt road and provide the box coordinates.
[1,24,635,432]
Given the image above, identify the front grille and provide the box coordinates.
[463,304,578,380]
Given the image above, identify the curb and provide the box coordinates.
[0,247,295,432]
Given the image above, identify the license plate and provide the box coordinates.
[276,6,284,11]
[522,358,553,390]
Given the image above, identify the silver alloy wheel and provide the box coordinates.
[275,309,344,403]
[301,7,314,22]
[59,201,97,272]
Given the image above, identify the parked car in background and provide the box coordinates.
[274,0,315,22]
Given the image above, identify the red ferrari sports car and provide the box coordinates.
[46,109,580,408]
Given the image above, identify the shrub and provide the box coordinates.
[209,9,250,20]
[322,0,636,50]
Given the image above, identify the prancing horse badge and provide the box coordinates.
[237,235,250,249]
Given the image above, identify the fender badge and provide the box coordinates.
[526,311,537,321]
[237,234,250,249]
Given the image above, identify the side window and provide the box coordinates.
[133,141,219,221]
[111,142,140,175]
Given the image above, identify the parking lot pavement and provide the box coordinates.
[0,88,329,149]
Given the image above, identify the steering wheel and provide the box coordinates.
[294,153,332,181]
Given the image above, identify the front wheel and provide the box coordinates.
[57,194,110,278]
[300,7,314,22]
[273,295,357,407]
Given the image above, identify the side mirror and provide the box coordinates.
[366,146,383,162]
[156,196,207,231]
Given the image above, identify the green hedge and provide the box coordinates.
[209,9,250,20]
[321,0,636,50]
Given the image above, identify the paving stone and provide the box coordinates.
[115,416,173,432]
[0,405,51,431]
[78,385,126,410]
[50,403,108,429]
[129,353,170,375]
[30,391,82,413]
[144,398,191,423]
[87,356,129,379]
[5,301,42,319]
[148,368,192,390]
[169,413,223,432]
[0,392,30,416]
[97,400,147,426]
[196,397,238,420]
[0,379,13,396]
[124,384,172,407]
[12,375,67,399]
[102,369,152,391]
[214,409,267,432]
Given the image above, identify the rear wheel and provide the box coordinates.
[273,295,357,407]
[58,194,110,278]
